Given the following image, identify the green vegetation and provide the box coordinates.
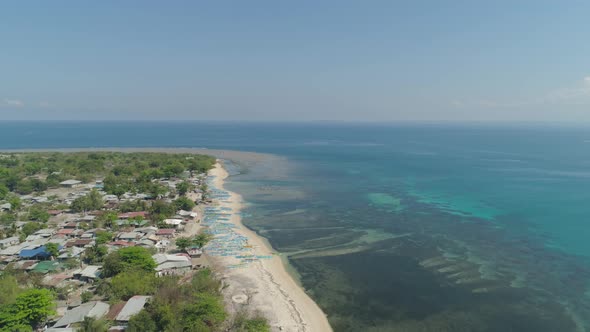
[194,232,213,248]
[95,231,113,245]
[231,312,271,332]
[103,269,159,301]
[176,232,213,252]
[127,269,226,332]
[79,316,110,332]
[173,196,195,211]
[176,181,194,196]
[0,288,55,331]
[71,189,104,212]
[84,244,109,264]
[81,291,93,303]
[101,246,156,278]
[21,222,42,236]
[0,152,270,331]
[0,275,21,307]
[45,242,60,259]
[27,205,50,223]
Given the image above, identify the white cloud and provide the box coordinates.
[39,101,51,107]
[3,99,24,107]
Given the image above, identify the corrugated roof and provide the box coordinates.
[53,301,109,328]
[116,296,150,321]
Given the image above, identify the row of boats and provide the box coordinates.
[202,176,272,269]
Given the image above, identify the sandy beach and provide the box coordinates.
[207,162,332,332]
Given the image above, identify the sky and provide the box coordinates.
[1,1,590,122]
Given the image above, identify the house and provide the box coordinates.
[137,239,156,248]
[35,228,57,238]
[66,239,93,248]
[178,210,198,219]
[19,245,60,260]
[42,273,73,288]
[118,211,148,219]
[117,232,140,241]
[115,296,151,322]
[74,265,102,282]
[0,242,28,256]
[109,241,135,248]
[103,194,118,202]
[152,253,192,277]
[155,229,176,238]
[52,301,110,328]
[163,219,183,228]
[186,246,203,258]
[63,222,78,229]
[0,236,19,249]
[56,229,75,237]
[105,302,126,322]
[60,180,82,188]
[31,260,62,274]
[10,260,38,271]
[31,196,49,203]
[57,246,85,260]
[48,210,65,216]
[79,215,96,223]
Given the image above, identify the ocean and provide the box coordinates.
[2,121,590,331]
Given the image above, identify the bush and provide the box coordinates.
[107,269,159,301]
[102,247,156,277]
[81,291,93,303]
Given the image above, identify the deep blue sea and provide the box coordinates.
[2,121,590,331]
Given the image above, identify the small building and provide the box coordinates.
[118,232,140,241]
[74,265,102,282]
[48,210,65,216]
[103,194,118,202]
[31,260,62,274]
[79,215,96,222]
[60,180,83,188]
[115,295,151,323]
[20,245,60,260]
[118,211,148,219]
[0,236,19,249]
[108,241,135,248]
[178,210,198,219]
[153,253,192,277]
[56,229,75,237]
[35,228,57,238]
[57,246,85,260]
[163,219,183,228]
[52,301,110,328]
[0,203,11,211]
[155,229,176,238]
[66,239,93,248]
[63,222,78,229]
[186,246,203,258]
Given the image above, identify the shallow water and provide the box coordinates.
[2,122,590,331]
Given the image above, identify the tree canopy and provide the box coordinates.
[71,189,104,213]
[102,246,156,278]
[0,288,55,331]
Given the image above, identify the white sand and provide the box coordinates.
[208,162,332,332]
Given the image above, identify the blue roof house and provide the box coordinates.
[20,245,62,260]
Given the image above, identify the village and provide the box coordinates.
[0,152,249,331]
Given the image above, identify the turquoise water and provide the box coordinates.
[2,121,590,331]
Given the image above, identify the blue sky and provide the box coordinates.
[1,1,590,121]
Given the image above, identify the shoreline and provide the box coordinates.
[0,147,332,330]
[207,161,332,332]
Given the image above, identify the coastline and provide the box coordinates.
[208,161,332,332]
[0,147,332,330]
